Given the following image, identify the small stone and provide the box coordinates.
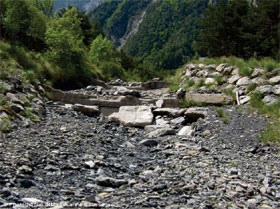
[262,95,278,105]
[228,75,241,84]
[272,85,280,95]
[0,189,11,198]
[22,197,44,204]
[10,104,24,113]
[139,139,158,147]
[255,85,273,94]
[147,128,175,138]
[216,64,227,72]
[20,179,35,188]
[228,168,238,176]
[170,117,185,125]
[176,88,185,99]
[95,176,128,188]
[178,126,193,136]
[201,129,210,136]
[236,77,251,86]
[84,161,95,169]
[269,75,280,84]
[205,77,215,85]
[156,99,164,108]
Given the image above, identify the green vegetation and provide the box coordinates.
[216,108,224,118]
[0,116,12,133]
[90,0,209,70]
[249,92,280,144]
[168,85,180,92]
[198,0,279,61]
[191,57,280,78]
[180,99,204,108]
[0,0,160,90]
[247,83,257,93]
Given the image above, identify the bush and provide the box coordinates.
[214,75,225,85]
[216,108,224,117]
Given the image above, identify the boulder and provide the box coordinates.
[73,104,100,116]
[108,106,153,127]
[205,77,215,85]
[185,93,234,105]
[145,125,170,134]
[178,126,194,136]
[184,107,207,122]
[272,85,280,95]
[223,66,235,75]
[236,77,251,86]
[251,77,265,85]
[176,88,185,99]
[216,64,227,72]
[170,116,185,125]
[147,128,176,138]
[251,67,265,77]
[6,93,24,105]
[269,76,280,84]
[255,85,273,94]
[228,75,241,84]
[262,95,278,105]
[10,104,24,113]
[153,108,186,117]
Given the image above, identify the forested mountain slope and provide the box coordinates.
[89,0,210,70]
[53,0,105,13]
[90,0,279,71]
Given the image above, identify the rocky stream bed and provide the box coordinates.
[0,101,280,209]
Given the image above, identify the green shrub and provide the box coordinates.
[168,85,180,92]
[195,79,205,89]
[216,108,224,117]
[239,67,253,77]
[224,87,235,99]
[247,83,257,92]
[180,99,204,108]
[214,75,225,85]
[187,79,195,87]
[0,117,12,133]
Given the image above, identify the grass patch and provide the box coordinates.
[187,79,195,87]
[190,56,280,75]
[216,108,224,117]
[0,117,12,133]
[180,99,204,108]
[249,92,280,144]
[224,87,235,99]
[168,84,180,92]
[214,75,225,85]
[239,66,253,77]
[195,79,205,90]
[247,83,257,93]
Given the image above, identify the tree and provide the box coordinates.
[45,7,93,89]
[58,6,102,47]
[35,0,53,17]
[90,34,124,80]
[0,0,47,50]
[89,34,118,65]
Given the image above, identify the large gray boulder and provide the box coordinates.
[185,93,234,105]
[108,106,153,127]
[153,108,186,117]
[184,107,208,121]
[73,104,100,116]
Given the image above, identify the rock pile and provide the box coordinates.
[0,75,46,134]
[180,63,280,105]
[0,101,279,208]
